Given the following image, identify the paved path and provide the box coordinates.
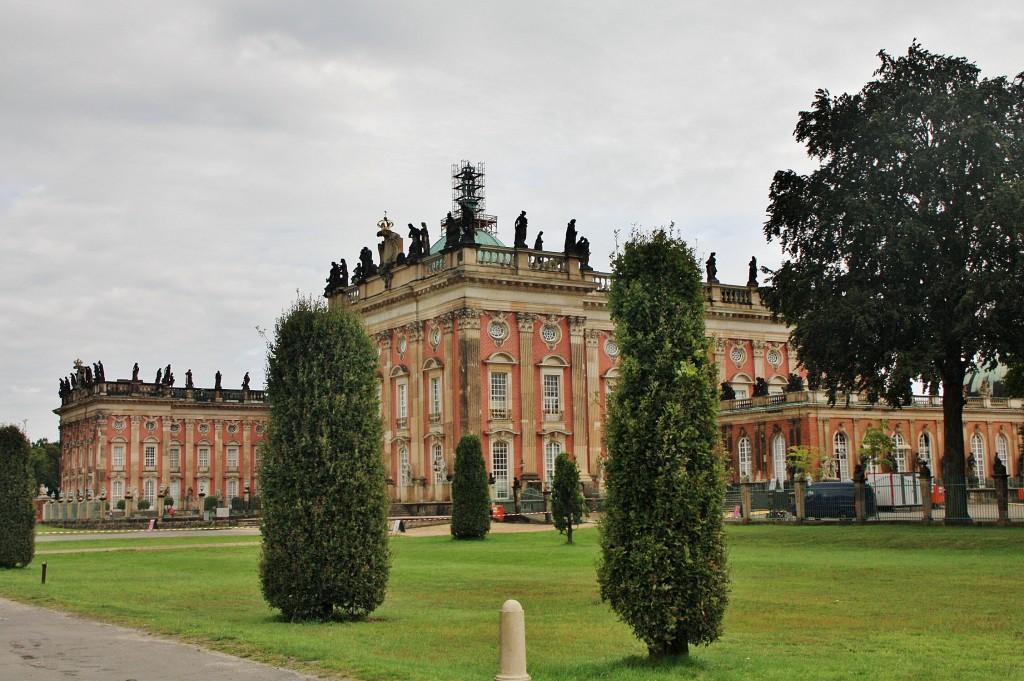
[0,598,324,681]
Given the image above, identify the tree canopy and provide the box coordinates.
[0,425,36,568]
[764,43,1024,520]
[259,297,390,621]
[597,228,729,657]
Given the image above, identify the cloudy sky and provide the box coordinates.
[2,1,1021,441]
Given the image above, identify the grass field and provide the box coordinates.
[1,525,1023,680]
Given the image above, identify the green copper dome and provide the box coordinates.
[428,229,507,255]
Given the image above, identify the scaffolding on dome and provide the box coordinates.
[449,160,497,234]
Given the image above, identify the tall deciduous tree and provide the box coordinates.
[551,451,586,544]
[598,228,729,658]
[765,43,1024,521]
[30,438,60,496]
[450,434,491,539]
[259,298,390,621]
[0,425,36,568]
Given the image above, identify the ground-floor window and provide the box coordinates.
[738,437,752,480]
[544,441,561,486]
[144,479,156,504]
[432,443,445,486]
[771,434,786,484]
[834,432,849,481]
[492,441,510,500]
[970,434,987,484]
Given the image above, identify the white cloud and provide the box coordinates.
[1,0,1021,439]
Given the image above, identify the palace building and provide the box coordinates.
[55,363,267,509]
[55,163,1024,510]
[326,163,1021,502]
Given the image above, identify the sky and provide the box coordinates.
[2,1,1022,442]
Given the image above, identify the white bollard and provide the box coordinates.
[495,599,530,681]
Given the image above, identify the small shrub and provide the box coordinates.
[551,452,587,544]
[163,496,174,508]
[115,499,126,511]
[136,499,151,510]
[203,495,220,511]
[450,434,491,539]
[230,496,245,511]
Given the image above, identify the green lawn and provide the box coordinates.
[1,526,1022,680]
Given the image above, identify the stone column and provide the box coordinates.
[408,323,425,484]
[920,471,933,525]
[129,416,141,497]
[457,308,482,437]
[752,340,766,384]
[213,419,222,503]
[740,481,752,523]
[568,316,588,481]
[242,421,252,492]
[994,469,1009,526]
[584,328,602,489]
[793,477,806,523]
[713,336,727,382]
[441,314,456,442]
[184,418,195,511]
[517,313,538,479]
[854,479,866,524]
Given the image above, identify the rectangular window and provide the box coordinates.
[490,372,510,420]
[112,480,124,501]
[227,446,239,468]
[543,373,562,419]
[144,445,156,468]
[492,441,510,500]
[144,479,156,503]
[170,480,180,503]
[429,377,442,424]
[112,444,125,469]
[396,381,408,429]
[169,447,180,470]
[228,479,238,499]
[199,447,210,469]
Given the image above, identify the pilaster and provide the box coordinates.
[517,313,538,477]
[568,316,588,479]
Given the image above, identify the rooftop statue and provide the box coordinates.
[534,231,544,251]
[563,218,578,255]
[514,211,528,249]
[376,214,403,267]
[747,256,758,287]
[444,212,459,251]
[706,252,718,283]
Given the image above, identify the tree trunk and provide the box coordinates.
[941,361,970,523]
[649,636,689,657]
[566,523,573,544]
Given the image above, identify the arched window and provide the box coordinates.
[834,432,850,481]
[918,432,932,471]
[737,437,752,480]
[492,441,510,500]
[771,433,787,484]
[892,433,907,472]
[970,433,986,485]
[544,440,562,486]
[996,433,1010,472]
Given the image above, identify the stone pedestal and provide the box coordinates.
[793,478,806,523]
[495,600,530,681]
[920,474,932,525]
